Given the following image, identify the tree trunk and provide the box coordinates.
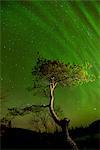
[49,78,78,150]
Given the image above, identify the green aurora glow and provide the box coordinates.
[0,0,100,129]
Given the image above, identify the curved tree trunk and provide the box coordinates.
[49,78,78,150]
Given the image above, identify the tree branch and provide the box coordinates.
[8,104,49,116]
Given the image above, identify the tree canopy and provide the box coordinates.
[31,56,95,96]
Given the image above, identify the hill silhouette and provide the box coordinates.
[1,120,100,149]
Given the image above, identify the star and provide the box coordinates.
[93,108,96,111]
[3,45,6,49]
[22,66,25,70]
[15,64,18,67]
[1,78,3,81]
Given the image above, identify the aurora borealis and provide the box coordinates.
[1,0,100,129]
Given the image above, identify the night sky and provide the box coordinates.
[1,0,100,129]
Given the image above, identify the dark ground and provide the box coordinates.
[0,120,100,150]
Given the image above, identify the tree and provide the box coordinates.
[1,55,95,149]
[31,55,95,150]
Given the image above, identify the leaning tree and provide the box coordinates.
[31,55,95,150]
[1,55,95,149]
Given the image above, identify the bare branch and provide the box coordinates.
[8,104,49,116]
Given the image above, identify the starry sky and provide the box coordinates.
[1,0,100,129]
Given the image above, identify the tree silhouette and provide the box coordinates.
[1,54,95,150]
[31,54,95,150]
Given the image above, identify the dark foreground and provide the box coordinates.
[1,120,100,150]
